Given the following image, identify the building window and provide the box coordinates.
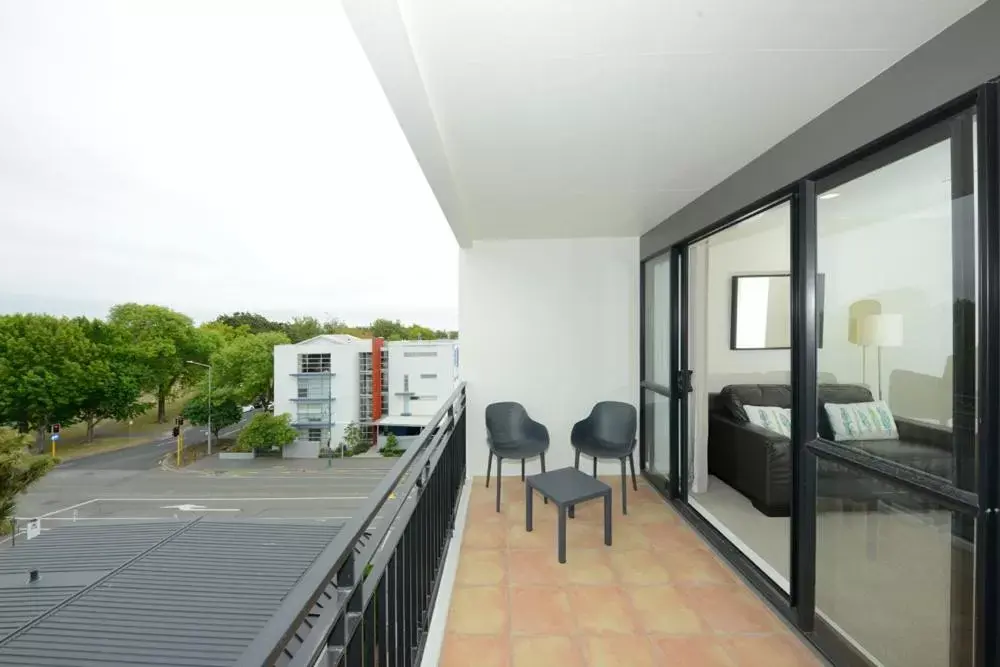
[297,403,330,423]
[298,353,331,373]
[403,351,437,358]
[307,428,322,442]
[420,373,437,379]
[297,375,330,399]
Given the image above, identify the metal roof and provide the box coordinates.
[0,520,343,666]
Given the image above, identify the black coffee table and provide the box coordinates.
[525,467,612,564]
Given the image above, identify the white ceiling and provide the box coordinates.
[345,0,983,246]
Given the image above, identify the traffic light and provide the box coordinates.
[172,426,180,438]
[51,424,60,434]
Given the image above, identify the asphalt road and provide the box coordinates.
[58,409,258,471]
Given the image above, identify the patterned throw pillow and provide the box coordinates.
[823,400,898,442]
[744,405,792,438]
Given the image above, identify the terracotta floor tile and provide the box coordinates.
[680,585,783,634]
[564,548,616,585]
[651,636,739,666]
[626,585,704,634]
[508,549,569,586]
[465,521,508,550]
[627,500,679,524]
[609,549,672,585]
[509,520,559,550]
[441,633,511,667]
[448,586,508,634]
[565,520,608,549]
[567,585,638,635]
[665,548,738,586]
[512,635,584,667]
[584,636,659,667]
[723,635,822,667]
[643,522,709,551]
[612,523,651,550]
[455,548,507,586]
[510,586,576,635]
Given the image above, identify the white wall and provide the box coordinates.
[273,338,365,458]
[459,238,640,476]
[704,214,791,392]
[386,340,459,417]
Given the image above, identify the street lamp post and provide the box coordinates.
[186,360,213,456]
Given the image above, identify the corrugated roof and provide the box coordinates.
[0,520,343,666]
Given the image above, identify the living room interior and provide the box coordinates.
[681,134,972,667]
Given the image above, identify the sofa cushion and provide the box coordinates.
[817,384,874,439]
[744,406,792,438]
[717,385,792,422]
[824,400,898,442]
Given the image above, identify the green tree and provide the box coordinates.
[380,432,403,457]
[211,331,290,405]
[214,312,284,335]
[108,304,208,423]
[284,316,324,343]
[340,421,369,455]
[236,412,298,453]
[181,392,243,440]
[0,314,95,451]
[0,429,55,531]
[74,318,150,443]
[370,318,404,340]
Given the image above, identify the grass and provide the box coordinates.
[53,391,195,460]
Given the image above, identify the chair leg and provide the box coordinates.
[628,453,638,491]
[486,451,493,488]
[496,457,502,513]
[620,457,628,515]
[592,457,597,478]
[574,449,580,470]
[521,459,525,482]
[541,453,548,504]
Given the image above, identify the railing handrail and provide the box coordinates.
[234,382,467,667]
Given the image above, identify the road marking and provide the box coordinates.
[161,504,240,512]
[0,499,100,544]
[19,516,355,521]
[97,496,368,502]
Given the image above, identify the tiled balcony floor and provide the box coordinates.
[439,476,824,667]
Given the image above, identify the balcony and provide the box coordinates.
[433,479,822,667]
[236,383,823,667]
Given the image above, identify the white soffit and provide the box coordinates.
[344,0,984,246]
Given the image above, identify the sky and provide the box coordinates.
[0,0,459,329]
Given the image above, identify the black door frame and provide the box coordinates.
[638,80,1000,667]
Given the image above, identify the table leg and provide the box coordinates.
[526,482,534,532]
[558,506,567,564]
[604,492,612,546]
[568,503,575,519]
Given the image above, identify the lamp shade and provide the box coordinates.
[860,313,903,347]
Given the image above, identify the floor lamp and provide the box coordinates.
[861,314,903,401]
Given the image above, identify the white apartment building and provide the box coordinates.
[273,335,459,458]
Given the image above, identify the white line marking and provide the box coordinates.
[38,498,99,518]
[96,496,368,502]
[18,516,355,521]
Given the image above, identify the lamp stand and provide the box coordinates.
[876,345,883,401]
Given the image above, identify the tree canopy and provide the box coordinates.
[108,304,213,422]
[236,412,297,452]
[0,429,55,529]
[181,393,243,439]
[0,314,96,450]
[210,330,290,405]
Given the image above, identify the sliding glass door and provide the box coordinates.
[641,252,673,492]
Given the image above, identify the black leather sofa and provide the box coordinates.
[708,384,953,516]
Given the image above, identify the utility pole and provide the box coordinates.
[185,360,213,455]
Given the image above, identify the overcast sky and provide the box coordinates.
[0,0,459,329]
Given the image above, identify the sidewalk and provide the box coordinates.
[183,455,398,473]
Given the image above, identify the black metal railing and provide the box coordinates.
[235,382,467,667]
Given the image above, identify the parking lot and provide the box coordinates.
[8,457,400,541]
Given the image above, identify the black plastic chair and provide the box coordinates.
[571,401,638,514]
[485,402,550,512]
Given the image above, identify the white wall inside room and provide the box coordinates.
[702,205,792,393]
[459,238,640,476]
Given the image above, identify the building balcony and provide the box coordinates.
[429,479,823,667]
